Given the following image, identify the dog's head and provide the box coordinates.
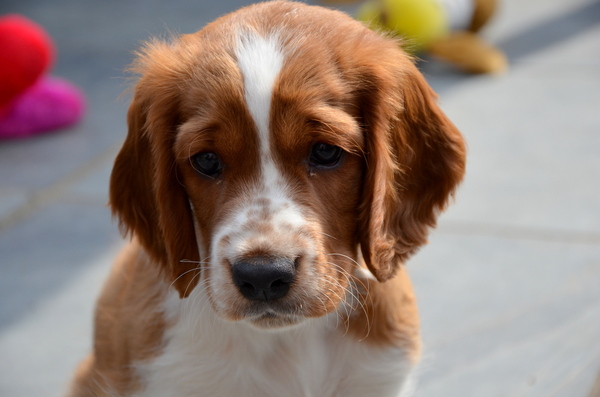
[110,1,465,329]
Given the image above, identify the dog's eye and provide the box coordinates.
[191,152,223,178]
[309,143,342,168]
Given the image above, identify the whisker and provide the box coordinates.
[180,259,211,264]
[318,288,341,329]
[169,256,213,292]
[320,274,356,335]
[181,273,205,329]
[325,253,370,293]
[178,278,210,328]
[322,269,358,308]
[324,260,364,297]
[169,266,202,291]
[318,231,338,241]
[169,256,213,330]
[318,274,353,330]
[321,260,372,339]
[326,252,360,267]
[188,279,211,338]
[179,254,212,266]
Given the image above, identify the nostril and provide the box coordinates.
[238,282,257,298]
[231,256,296,301]
[271,279,285,288]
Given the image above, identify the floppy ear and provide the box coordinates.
[109,58,200,298]
[359,56,466,282]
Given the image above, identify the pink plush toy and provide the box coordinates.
[0,14,85,139]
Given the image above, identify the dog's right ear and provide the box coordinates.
[109,40,201,297]
[110,97,167,262]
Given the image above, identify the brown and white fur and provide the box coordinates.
[68,2,466,396]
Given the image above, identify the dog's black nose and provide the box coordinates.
[231,256,296,301]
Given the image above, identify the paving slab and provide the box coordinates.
[0,247,121,397]
[435,69,600,232]
[409,231,600,396]
[0,202,121,326]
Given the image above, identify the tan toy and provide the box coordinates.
[324,0,507,74]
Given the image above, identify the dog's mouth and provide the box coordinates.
[247,311,303,329]
[242,304,305,329]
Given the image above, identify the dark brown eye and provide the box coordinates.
[309,143,342,168]
[191,152,223,178]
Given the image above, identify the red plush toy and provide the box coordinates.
[0,14,85,139]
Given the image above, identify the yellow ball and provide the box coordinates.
[357,0,449,52]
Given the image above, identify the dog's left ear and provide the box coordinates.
[358,52,466,282]
[110,40,200,297]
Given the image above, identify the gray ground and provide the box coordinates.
[1,0,599,396]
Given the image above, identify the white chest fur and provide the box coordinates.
[133,289,414,397]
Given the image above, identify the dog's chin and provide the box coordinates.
[245,311,304,331]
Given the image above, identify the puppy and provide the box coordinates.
[69,2,465,396]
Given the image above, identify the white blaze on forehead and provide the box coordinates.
[235,30,284,156]
[234,30,295,214]
[209,29,309,265]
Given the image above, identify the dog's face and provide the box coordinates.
[174,30,366,329]
[110,2,465,330]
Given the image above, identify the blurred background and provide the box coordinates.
[0,0,599,396]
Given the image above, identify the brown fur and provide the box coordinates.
[347,266,421,360]
[68,242,168,396]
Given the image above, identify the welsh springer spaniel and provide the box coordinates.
[69,2,465,396]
